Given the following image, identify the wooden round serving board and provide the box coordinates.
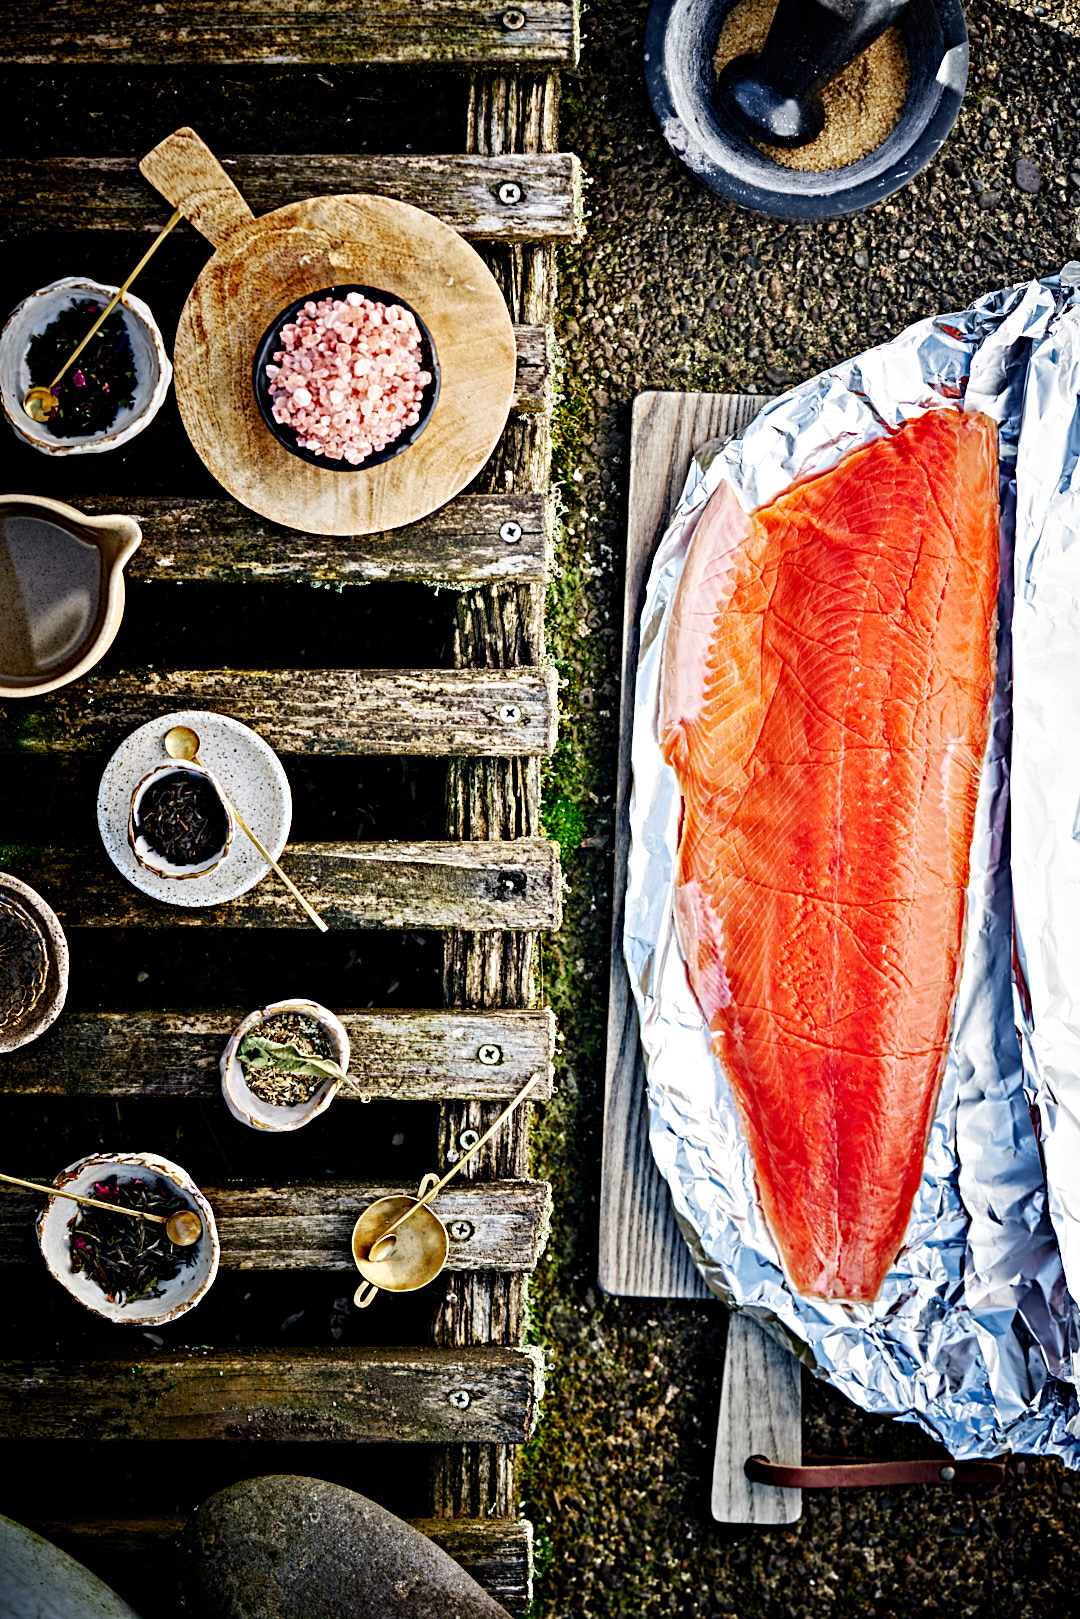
[140,129,517,537]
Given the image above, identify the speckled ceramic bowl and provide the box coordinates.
[0,871,69,1054]
[37,1151,219,1325]
[0,277,172,455]
[128,761,234,879]
[221,998,350,1132]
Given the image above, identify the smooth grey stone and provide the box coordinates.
[179,1476,512,1619]
[0,1516,144,1619]
[1014,157,1042,193]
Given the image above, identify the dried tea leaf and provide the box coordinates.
[238,1033,346,1084]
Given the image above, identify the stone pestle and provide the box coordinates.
[178,1475,515,1619]
[715,0,913,147]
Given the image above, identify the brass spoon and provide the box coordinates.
[164,725,329,932]
[365,1072,540,1266]
[0,1170,203,1246]
[23,207,184,423]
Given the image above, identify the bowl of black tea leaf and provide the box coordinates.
[0,277,172,456]
[37,1150,219,1325]
[221,997,351,1132]
[128,761,233,879]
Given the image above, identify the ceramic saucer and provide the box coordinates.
[97,710,292,907]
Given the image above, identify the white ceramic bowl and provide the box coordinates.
[0,277,172,455]
[221,998,350,1132]
[128,761,234,879]
[0,870,69,1054]
[37,1151,219,1325]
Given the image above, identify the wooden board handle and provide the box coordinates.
[139,127,254,248]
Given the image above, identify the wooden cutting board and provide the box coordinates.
[140,128,517,537]
[600,390,802,1525]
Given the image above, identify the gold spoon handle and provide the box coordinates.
[0,1170,168,1225]
[224,792,329,933]
[374,1073,541,1248]
[45,206,183,392]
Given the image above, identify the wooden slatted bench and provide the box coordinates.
[1,2,580,69]
[0,12,578,1611]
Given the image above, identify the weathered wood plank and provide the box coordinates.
[0,1008,554,1101]
[599,390,765,1299]
[1,668,558,759]
[1,2,579,68]
[510,323,550,415]
[0,841,562,931]
[430,68,558,1532]
[410,1517,532,1615]
[26,1517,533,1616]
[712,1315,802,1526]
[0,1179,552,1274]
[67,492,551,587]
[0,1347,542,1444]
[0,153,581,242]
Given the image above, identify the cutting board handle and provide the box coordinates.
[139,127,254,249]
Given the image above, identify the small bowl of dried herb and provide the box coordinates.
[128,761,234,879]
[37,1151,219,1325]
[0,277,172,456]
[221,998,351,1132]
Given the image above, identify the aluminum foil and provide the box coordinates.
[624,272,1080,1464]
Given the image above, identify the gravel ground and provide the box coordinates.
[528,3,1080,1616]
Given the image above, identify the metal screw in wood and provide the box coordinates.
[477,1044,502,1065]
[498,704,522,724]
[501,9,527,30]
[499,520,522,543]
[497,181,524,206]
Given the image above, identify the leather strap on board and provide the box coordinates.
[745,1455,1007,1489]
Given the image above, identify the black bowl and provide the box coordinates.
[644,0,968,220]
[252,285,441,471]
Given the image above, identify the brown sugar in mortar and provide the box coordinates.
[714,0,910,171]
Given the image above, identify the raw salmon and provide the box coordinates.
[660,409,999,1302]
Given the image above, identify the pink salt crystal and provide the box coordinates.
[267,293,428,463]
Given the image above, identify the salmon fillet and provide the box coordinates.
[660,409,1000,1302]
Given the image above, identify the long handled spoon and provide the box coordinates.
[164,725,328,932]
[23,206,184,423]
[0,1170,203,1246]
[365,1071,541,1264]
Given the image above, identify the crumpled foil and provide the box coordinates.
[624,271,1080,1464]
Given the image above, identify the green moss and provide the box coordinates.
[541,791,586,860]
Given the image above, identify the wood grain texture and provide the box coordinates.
[1,153,581,242]
[711,1315,802,1525]
[1,841,563,931]
[166,189,518,536]
[65,492,551,586]
[2,2,579,68]
[141,127,253,249]
[431,68,558,1532]
[0,1179,551,1274]
[0,1346,543,1444]
[0,1007,554,1100]
[599,390,765,1299]
[2,668,558,759]
[27,1516,533,1616]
